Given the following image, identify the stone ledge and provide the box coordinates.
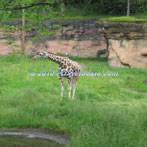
[95,22,147,40]
[0,19,107,57]
[95,21,147,68]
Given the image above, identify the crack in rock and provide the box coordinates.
[111,47,131,68]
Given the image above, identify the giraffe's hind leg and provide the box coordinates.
[68,78,72,99]
[60,77,64,100]
[72,76,79,99]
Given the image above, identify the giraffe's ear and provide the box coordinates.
[43,51,47,54]
[43,51,48,57]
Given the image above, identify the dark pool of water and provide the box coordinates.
[0,135,65,147]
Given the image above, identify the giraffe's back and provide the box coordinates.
[58,58,81,76]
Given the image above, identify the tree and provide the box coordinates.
[83,0,92,16]
[61,0,65,17]
[0,0,60,55]
[21,4,25,54]
[127,0,130,16]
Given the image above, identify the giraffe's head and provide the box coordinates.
[32,51,48,60]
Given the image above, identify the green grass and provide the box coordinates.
[0,55,147,147]
[8,14,147,21]
[98,16,147,23]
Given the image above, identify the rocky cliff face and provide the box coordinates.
[96,22,147,68]
[0,19,106,58]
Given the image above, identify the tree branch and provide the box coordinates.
[0,2,60,11]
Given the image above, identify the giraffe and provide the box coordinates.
[32,51,81,100]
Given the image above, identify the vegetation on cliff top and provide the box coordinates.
[98,16,147,23]
[0,0,146,22]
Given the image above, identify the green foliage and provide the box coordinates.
[87,0,147,15]
[32,30,55,42]
[0,0,146,22]
[99,16,147,22]
[25,28,32,31]
[48,31,55,36]
[13,43,19,48]
[2,33,20,54]
[1,25,19,31]
[0,11,11,22]
[32,36,41,42]
[11,50,24,56]
[5,41,13,45]
[53,24,62,29]
[41,30,54,36]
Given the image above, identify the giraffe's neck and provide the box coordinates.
[47,52,67,65]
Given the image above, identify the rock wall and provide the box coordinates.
[0,19,106,58]
[96,22,147,68]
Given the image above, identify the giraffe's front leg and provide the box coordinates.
[60,77,64,100]
[68,78,72,99]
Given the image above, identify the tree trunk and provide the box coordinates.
[61,0,65,17]
[21,5,25,55]
[127,0,130,16]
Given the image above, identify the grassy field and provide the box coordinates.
[0,55,147,147]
